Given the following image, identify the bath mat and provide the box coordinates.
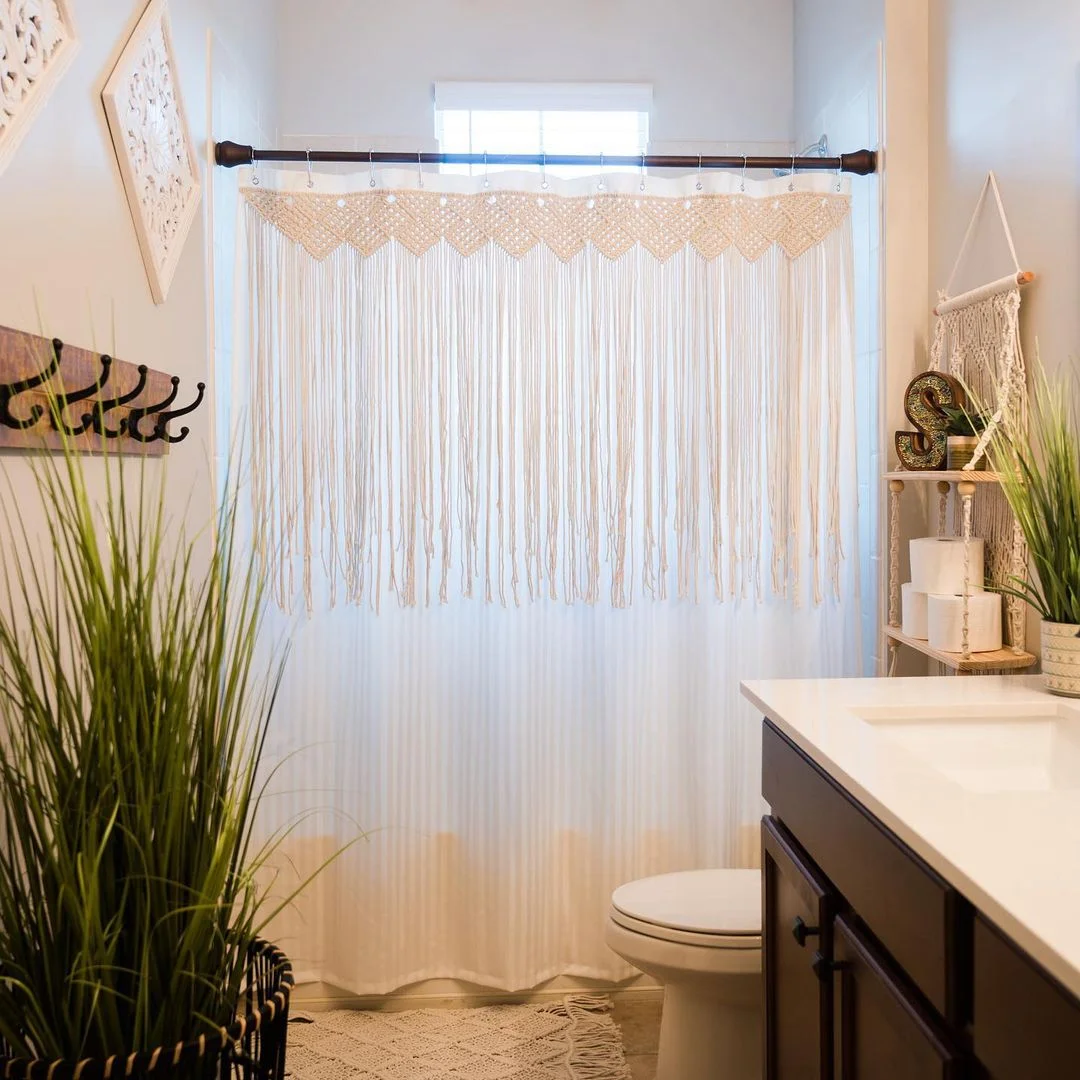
[286,994,632,1079]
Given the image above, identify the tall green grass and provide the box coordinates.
[986,366,1080,625]
[0,397,295,1062]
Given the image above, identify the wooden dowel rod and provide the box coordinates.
[934,270,1036,316]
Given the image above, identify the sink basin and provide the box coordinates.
[854,703,1080,793]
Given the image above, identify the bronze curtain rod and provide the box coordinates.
[214,140,878,175]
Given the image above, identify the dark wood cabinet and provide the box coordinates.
[762,816,837,1080]
[972,914,1080,1079]
[760,716,1080,1080]
[833,915,964,1080]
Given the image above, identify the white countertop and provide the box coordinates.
[741,675,1080,999]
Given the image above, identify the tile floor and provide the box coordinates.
[611,995,662,1080]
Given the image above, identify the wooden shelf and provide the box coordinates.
[884,470,1002,483]
[884,626,1036,672]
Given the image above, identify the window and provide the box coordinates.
[434,82,651,178]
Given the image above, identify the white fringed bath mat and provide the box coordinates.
[286,994,632,1079]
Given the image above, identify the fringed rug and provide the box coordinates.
[286,994,632,1079]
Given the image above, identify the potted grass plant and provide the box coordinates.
[941,404,991,470]
[984,366,1080,696]
[0,373,329,1078]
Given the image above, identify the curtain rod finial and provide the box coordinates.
[216,141,255,168]
[840,149,877,176]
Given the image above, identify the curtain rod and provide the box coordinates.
[214,140,878,175]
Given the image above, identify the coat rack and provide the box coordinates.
[0,327,205,456]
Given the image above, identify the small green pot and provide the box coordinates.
[946,435,986,471]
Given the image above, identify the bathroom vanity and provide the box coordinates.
[742,676,1080,1080]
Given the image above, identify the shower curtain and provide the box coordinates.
[230,166,862,993]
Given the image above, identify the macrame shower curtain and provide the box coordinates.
[232,167,862,993]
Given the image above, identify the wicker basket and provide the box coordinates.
[0,940,293,1080]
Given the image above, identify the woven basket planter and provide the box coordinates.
[1042,620,1080,697]
[0,941,293,1080]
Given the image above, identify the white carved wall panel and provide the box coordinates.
[102,0,201,305]
[0,0,79,176]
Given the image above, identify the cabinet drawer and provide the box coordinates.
[974,915,1080,1079]
[763,720,971,1023]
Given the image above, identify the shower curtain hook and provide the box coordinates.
[541,152,549,191]
[696,154,704,192]
[483,151,490,189]
[789,153,796,192]
[835,160,843,193]
[417,149,423,189]
[597,152,605,191]
[639,153,646,193]
[306,148,314,189]
[369,148,377,189]
[250,153,260,186]
[740,156,747,193]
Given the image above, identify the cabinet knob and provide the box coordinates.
[792,916,820,947]
[811,951,848,983]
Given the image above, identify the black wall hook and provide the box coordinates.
[151,381,206,445]
[0,338,62,430]
[53,355,113,436]
[126,376,180,443]
[79,364,149,438]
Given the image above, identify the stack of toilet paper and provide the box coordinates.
[901,538,1002,653]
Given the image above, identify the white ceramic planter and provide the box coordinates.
[1041,621,1080,697]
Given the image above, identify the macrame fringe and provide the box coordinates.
[243,190,856,614]
[537,995,632,1080]
[931,286,1029,650]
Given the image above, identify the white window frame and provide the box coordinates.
[434,81,652,114]
[433,82,652,176]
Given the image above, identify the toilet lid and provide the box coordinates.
[611,869,761,936]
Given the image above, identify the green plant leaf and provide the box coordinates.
[0,363,347,1064]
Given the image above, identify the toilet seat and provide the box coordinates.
[610,869,761,948]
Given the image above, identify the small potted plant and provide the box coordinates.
[940,404,990,470]
[986,366,1080,696]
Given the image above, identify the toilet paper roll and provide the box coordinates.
[901,583,928,639]
[910,538,985,596]
[927,592,1003,654]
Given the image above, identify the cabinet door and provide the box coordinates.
[763,816,837,1080]
[833,914,965,1080]
[973,914,1080,1079]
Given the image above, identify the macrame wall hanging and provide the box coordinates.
[928,171,1033,650]
[238,169,857,613]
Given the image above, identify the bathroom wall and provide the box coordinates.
[793,0,884,674]
[930,0,1079,656]
[930,0,1079,377]
[273,0,795,154]
[0,0,277,547]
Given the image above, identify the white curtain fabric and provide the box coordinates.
[231,167,862,993]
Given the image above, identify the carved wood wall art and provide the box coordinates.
[0,326,205,455]
[0,0,79,176]
[101,0,201,304]
[894,371,966,471]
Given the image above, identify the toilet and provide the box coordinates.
[605,869,762,1080]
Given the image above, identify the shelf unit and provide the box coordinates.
[885,470,1036,675]
[883,627,1035,673]
[883,470,1004,484]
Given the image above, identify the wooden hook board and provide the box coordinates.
[0,326,203,456]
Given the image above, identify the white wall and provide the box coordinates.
[0,0,277,541]
[930,0,1080,656]
[275,0,794,155]
[930,0,1079,374]
[794,0,884,674]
